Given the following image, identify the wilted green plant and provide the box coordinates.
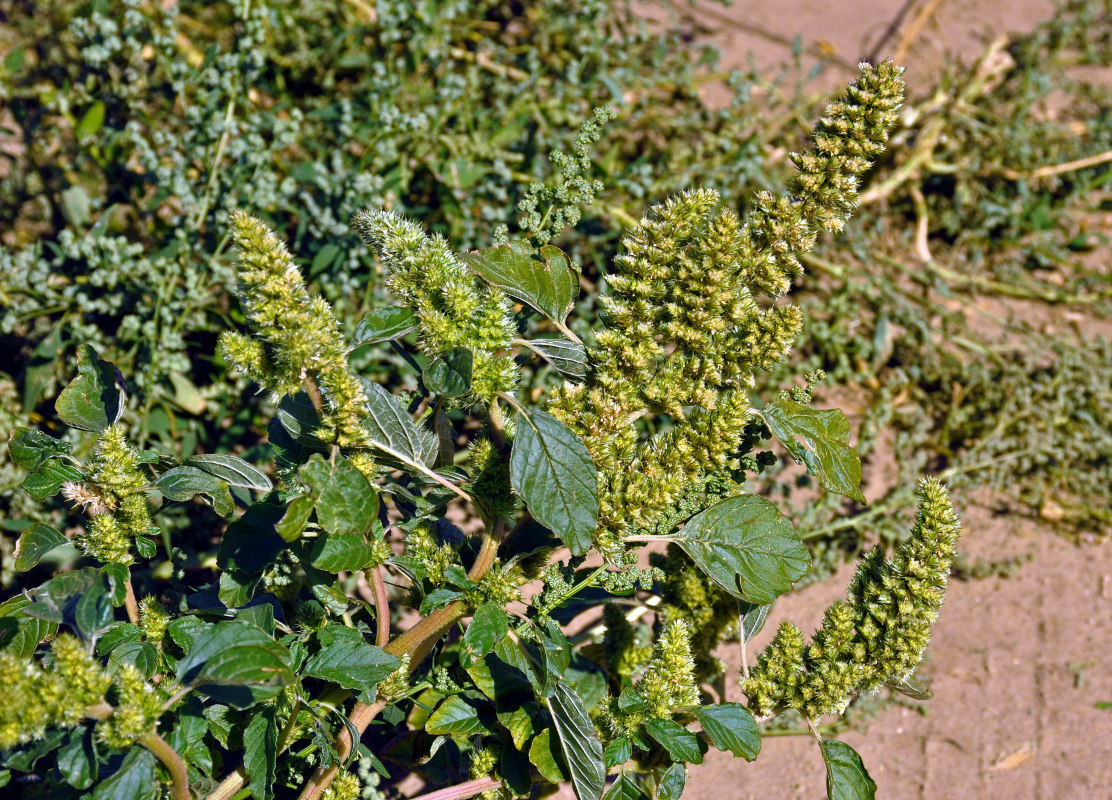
[2,63,961,800]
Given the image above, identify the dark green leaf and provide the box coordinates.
[313,457,379,536]
[0,596,58,658]
[419,588,464,615]
[186,454,272,491]
[303,638,399,693]
[424,346,473,397]
[276,493,315,542]
[694,704,760,761]
[644,719,704,765]
[528,728,568,784]
[57,726,98,789]
[546,679,606,800]
[108,640,159,678]
[604,737,632,769]
[602,773,650,800]
[22,459,84,502]
[310,532,381,573]
[177,621,293,709]
[15,523,68,571]
[461,603,508,666]
[76,101,105,138]
[0,728,65,771]
[310,243,342,277]
[821,740,876,800]
[521,338,587,381]
[426,695,490,737]
[673,494,808,605]
[75,571,117,640]
[96,623,143,655]
[461,242,579,325]
[510,408,598,556]
[8,427,71,472]
[55,345,123,433]
[244,705,278,800]
[309,580,350,616]
[350,306,417,350]
[658,762,687,800]
[739,601,772,643]
[501,743,533,795]
[157,466,235,517]
[276,392,328,450]
[92,747,157,800]
[467,638,538,709]
[217,500,288,575]
[760,400,866,503]
[361,380,438,467]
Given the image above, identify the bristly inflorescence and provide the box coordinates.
[218,211,371,447]
[350,208,518,404]
[549,61,905,552]
[743,478,961,719]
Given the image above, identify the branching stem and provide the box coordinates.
[138,731,191,800]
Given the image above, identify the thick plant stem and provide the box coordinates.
[124,578,140,625]
[371,565,390,648]
[411,777,504,800]
[296,699,388,800]
[138,731,190,800]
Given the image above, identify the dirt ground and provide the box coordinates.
[630,1,1112,798]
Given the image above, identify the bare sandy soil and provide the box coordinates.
[631,1,1112,798]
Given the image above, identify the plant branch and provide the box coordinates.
[410,777,504,800]
[124,578,141,625]
[139,731,191,800]
[370,564,390,648]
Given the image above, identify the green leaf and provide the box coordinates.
[76,101,106,139]
[694,703,760,761]
[314,456,379,536]
[0,597,58,658]
[419,588,464,615]
[496,705,538,750]
[350,306,418,350]
[57,726,98,789]
[602,773,650,800]
[22,458,84,502]
[529,728,568,784]
[15,523,68,571]
[672,494,809,605]
[361,380,438,468]
[157,466,235,517]
[92,747,157,800]
[461,603,509,667]
[8,427,71,472]
[603,737,632,769]
[739,601,772,643]
[521,338,587,381]
[424,346,473,397]
[760,399,866,503]
[510,408,598,556]
[310,580,350,616]
[244,705,278,800]
[310,532,381,573]
[108,640,159,677]
[461,242,579,325]
[186,454,272,491]
[545,679,606,800]
[658,762,687,800]
[217,500,289,575]
[644,718,704,765]
[177,621,293,709]
[75,571,117,640]
[276,392,328,451]
[302,637,400,694]
[276,494,315,542]
[821,740,876,800]
[426,695,491,737]
[310,243,342,277]
[55,344,124,433]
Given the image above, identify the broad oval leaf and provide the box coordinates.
[425,695,491,737]
[55,345,124,433]
[92,747,157,800]
[545,678,606,800]
[310,532,381,573]
[821,740,877,800]
[461,603,509,666]
[244,705,278,800]
[601,773,650,800]
[521,338,587,382]
[424,346,473,397]
[644,718,704,765]
[22,459,85,502]
[156,466,235,517]
[529,728,568,784]
[302,636,400,694]
[658,762,687,800]
[15,523,68,571]
[276,391,328,451]
[57,726,97,789]
[673,494,808,605]
[8,427,71,472]
[186,454,272,491]
[461,242,579,325]
[177,621,293,709]
[311,456,379,536]
[510,408,598,556]
[350,306,417,350]
[694,703,760,761]
[760,399,865,504]
[361,380,438,468]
